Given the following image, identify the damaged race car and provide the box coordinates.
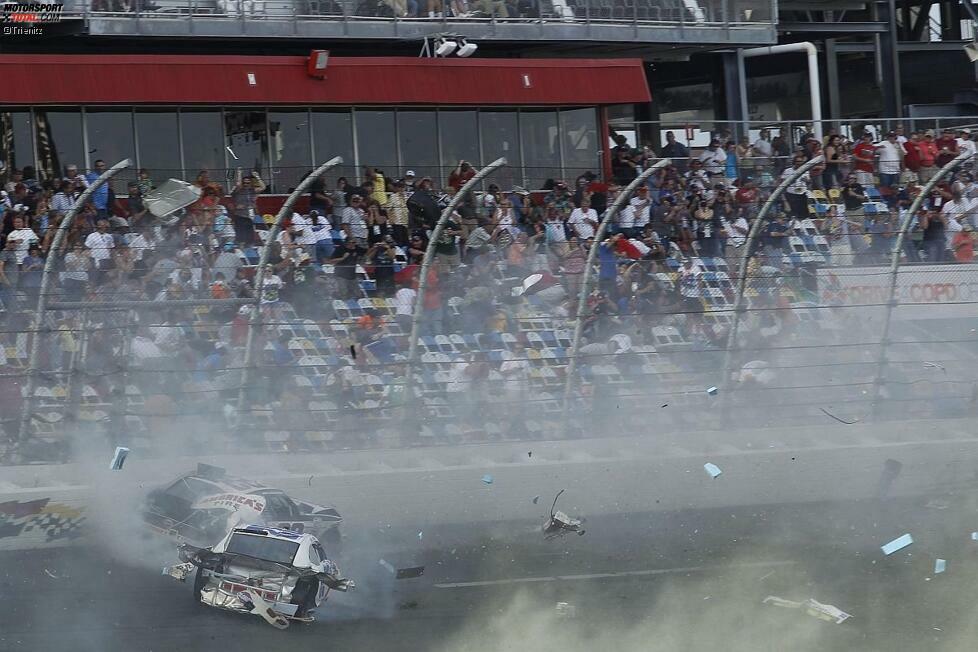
[143,464,342,548]
[164,525,354,629]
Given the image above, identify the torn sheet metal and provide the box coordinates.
[763,596,851,624]
[396,566,425,579]
[555,602,577,618]
[881,533,914,555]
[481,474,494,485]
[162,561,194,582]
[934,559,947,574]
[543,490,585,539]
[109,446,129,470]
[703,463,722,479]
[971,532,978,541]
[706,386,718,395]
[144,179,202,220]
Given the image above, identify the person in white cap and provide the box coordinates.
[403,170,417,193]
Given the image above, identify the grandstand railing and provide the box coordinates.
[59,0,776,42]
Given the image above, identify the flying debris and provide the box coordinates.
[543,490,585,539]
[418,531,423,540]
[706,386,718,396]
[923,361,946,372]
[555,602,577,618]
[532,495,540,504]
[109,446,129,470]
[819,408,860,425]
[703,463,722,479]
[396,566,425,579]
[881,533,914,555]
[763,596,851,624]
[482,474,494,485]
[934,559,946,574]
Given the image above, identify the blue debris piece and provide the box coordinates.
[482,474,494,485]
[935,559,947,574]
[109,447,129,471]
[881,533,914,555]
[703,463,722,479]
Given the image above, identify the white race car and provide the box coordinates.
[164,525,354,629]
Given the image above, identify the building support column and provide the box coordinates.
[722,51,747,139]
[825,38,842,120]
[879,0,904,118]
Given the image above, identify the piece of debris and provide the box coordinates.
[758,570,776,581]
[706,386,718,396]
[661,403,668,408]
[417,531,423,540]
[398,600,420,610]
[819,408,859,424]
[43,569,58,579]
[543,490,585,539]
[763,596,851,624]
[934,559,946,574]
[109,446,129,470]
[703,463,722,479]
[881,533,914,555]
[308,475,313,487]
[482,474,494,485]
[971,532,978,541]
[555,602,577,618]
[378,559,396,574]
[528,451,532,458]
[396,566,425,579]
[350,344,357,360]
[532,495,540,504]
[923,361,946,372]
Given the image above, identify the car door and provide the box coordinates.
[259,492,306,533]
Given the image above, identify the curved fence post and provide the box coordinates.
[18,158,132,444]
[238,156,343,409]
[405,157,507,405]
[562,158,671,407]
[870,149,976,415]
[719,154,824,398]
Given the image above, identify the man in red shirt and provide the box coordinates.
[448,160,476,191]
[935,128,959,167]
[917,130,939,182]
[903,131,922,182]
[851,132,877,186]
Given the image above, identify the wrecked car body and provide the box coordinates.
[144,463,342,548]
[163,525,354,629]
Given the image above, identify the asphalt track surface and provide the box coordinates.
[6,443,978,652]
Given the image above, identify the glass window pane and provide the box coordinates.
[397,111,438,184]
[135,110,181,185]
[34,109,84,179]
[439,111,479,188]
[225,109,268,189]
[479,111,520,190]
[559,108,599,185]
[354,110,396,183]
[311,110,355,186]
[180,110,225,184]
[269,110,312,194]
[0,111,35,178]
[86,109,136,184]
[520,110,560,190]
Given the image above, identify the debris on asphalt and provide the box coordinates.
[109,446,129,470]
[528,451,532,458]
[396,566,425,579]
[482,474,494,485]
[661,404,668,408]
[398,600,420,610]
[819,408,859,424]
[703,463,722,479]
[378,559,395,574]
[923,361,946,372]
[543,490,585,540]
[971,532,978,541]
[532,495,540,504]
[43,569,58,579]
[763,596,852,624]
[417,531,423,540]
[706,386,718,395]
[881,533,914,555]
[934,559,946,574]
[555,602,577,618]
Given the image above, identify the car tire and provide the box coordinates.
[193,567,207,603]
[293,578,321,617]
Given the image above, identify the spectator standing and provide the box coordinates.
[567,199,598,240]
[448,161,476,191]
[341,194,369,245]
[386,179,411,245]
[6,216,39,265]
[724,141,739,186]
[61,241,90,301]
[51,180,74,214]
[698,139,727,179]
[329,238,366,299]
[942,186,977,230]
[230,170,265,222]
[125,181,149,228]
[85,219,115,282]
[903,132,923,184]
[920,207,947,262]
[918,131,940,182]
[660,131,690,171]
[781,155,811,219]
[958,130,977,162]
[953,225,975,262]
[84,160,111,218]
[852,132,877,186]
[876,131,904,189]
[822,134,846,188]
[936,128,959,167]
[752,129,773,158]
[433,216,462,272]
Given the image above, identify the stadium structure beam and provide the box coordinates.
[720,155,824,401]
[238,156,343,410]
[870,149,976,416]
[563,158,671,409]
[18,158,133,444]
[406,157,507,407]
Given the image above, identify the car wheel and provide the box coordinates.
[293,578,321,617]
[193,567,207,603]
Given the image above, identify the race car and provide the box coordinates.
[143,464,342,548]
[163,525,354,629]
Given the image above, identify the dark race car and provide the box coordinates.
[143,464,342,549]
